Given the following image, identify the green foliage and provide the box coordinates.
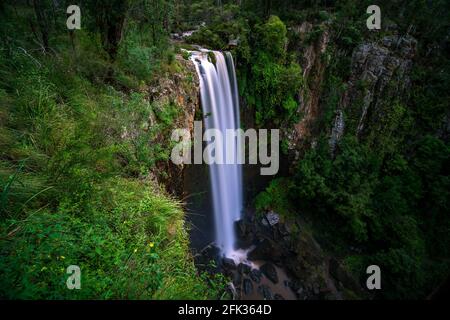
[304,24,325,45]
[239,16,303,126]
[251,52,302,125]
[256,16,287,61]
[187,27,227,49]
[0,179,222,299]
[0,1,224,299]
[2,0,449,301]
[186,13,248,51]
[184,12,303,126]
[410,61,450,133]
[292,136,380,243]
[181,0,450,301]
[255,178,293,217]
[289,128,449,299]
[117,34,160,82]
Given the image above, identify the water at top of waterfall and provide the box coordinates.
[189,49,244,262]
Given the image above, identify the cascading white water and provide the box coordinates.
[190,50,243,259]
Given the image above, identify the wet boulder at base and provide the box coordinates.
[260,263,279,284]
[243,278,254,295]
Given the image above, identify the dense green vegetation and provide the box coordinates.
[0,1,225,299]
[181,0,449,299]
[1,0,448,300]
[288,0,450,299]
[184,3,304,126]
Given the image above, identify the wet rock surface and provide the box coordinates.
[237,263,251,275]
[192,206,366,300]
[250,269,262,283]
[232,208,366,300]
[260,263,279,284]
[247,238,282,262]
[243,278,254,295]
[222,257,237,270]
[258,285,274,300]
[274,293,285,300]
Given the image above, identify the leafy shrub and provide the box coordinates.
[240,15,303,126]
[255,178,293,217]
[0,5,223,299]
[0,179,223,299]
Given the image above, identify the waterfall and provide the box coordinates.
[190,50,243,259]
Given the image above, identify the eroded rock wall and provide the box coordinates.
[285,22,330,160]
[147,55,200,195]
[329,34,417,153]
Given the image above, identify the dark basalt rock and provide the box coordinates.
[222,257,237,271]
[288,280,301,292]
[236,219,247,238]
[235,219,254,248]
[193,243,221,274]
[313,283,320,295]
[260,263,279,284]
[248,238,282,262]
[296,286,304,298]
[233,202,360,300]
[258,285,273,300]
[237,263,251,275]
[263,211,280,227]
[225,282,237,300]
[329,258,363,295]
[232,271,242,285]
[277,223,291,238]
[249,269,262,283]
[243,278,254,295]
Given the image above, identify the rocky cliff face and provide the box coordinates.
[285,22,330,159]
[329,34,417,153]
[285,23,417,158]
[272,27,419,299]
[169,31,418,298]
[147,55,200,195]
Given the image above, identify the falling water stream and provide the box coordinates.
[190,50,245,261]
[188,49,297,299]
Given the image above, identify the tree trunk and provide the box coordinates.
[32,0,50,52]
[264,0,272,18]
[91,0,129,60]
